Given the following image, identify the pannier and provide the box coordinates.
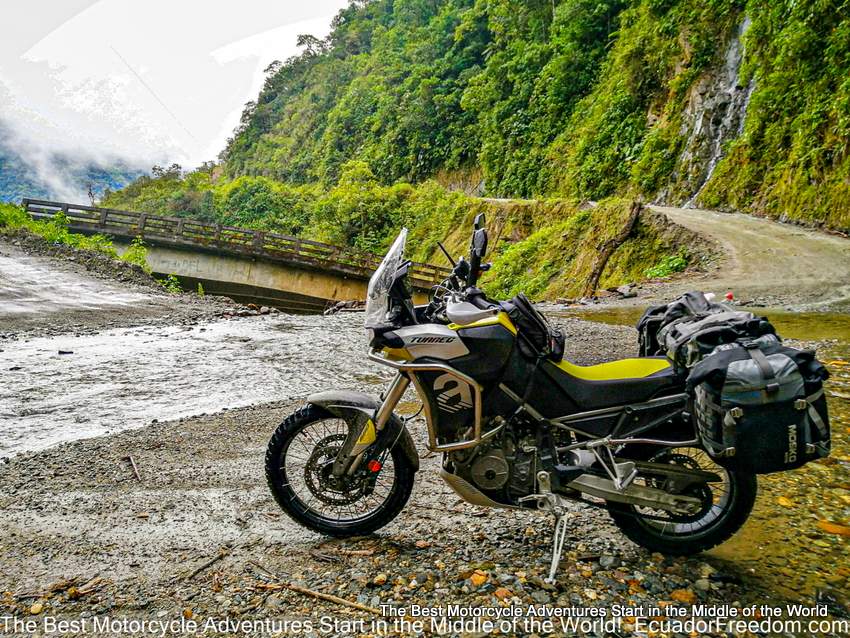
[687,339,830,474]
[636,291,776,367]
[502,293,565,362]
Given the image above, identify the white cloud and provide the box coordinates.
[0,0,349,173]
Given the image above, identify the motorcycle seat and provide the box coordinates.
[554,357,671,381]
[543,356,679,410]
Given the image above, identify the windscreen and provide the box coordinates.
[364,229,407,329]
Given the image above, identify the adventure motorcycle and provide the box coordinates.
[265,215,757,581]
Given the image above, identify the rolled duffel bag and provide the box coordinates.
[637,291,777,366]
[660,310,777,368]
[686,340,831,474]
[636,291,720,357]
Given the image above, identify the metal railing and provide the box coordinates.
[22,199,452,289]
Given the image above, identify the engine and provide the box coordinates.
[445,422,539,505]
[469,449,509,490]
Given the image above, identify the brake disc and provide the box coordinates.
[303,434,365,506]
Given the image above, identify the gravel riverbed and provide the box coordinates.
[0,234,242,341]
[1,313,848,637]
[1,237,848,636]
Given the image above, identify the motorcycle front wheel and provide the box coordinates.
[607,446,756,555]
[265,404,415,536]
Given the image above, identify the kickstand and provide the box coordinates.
[546,513,569,584]
[518,472,570,584]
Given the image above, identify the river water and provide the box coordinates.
[0,314,387,457]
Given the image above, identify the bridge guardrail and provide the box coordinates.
[21,199,453,289]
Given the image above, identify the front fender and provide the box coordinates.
[307,390,420,471]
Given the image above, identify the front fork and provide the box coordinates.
[332,373,410,478]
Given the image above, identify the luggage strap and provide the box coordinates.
[698,393,737,453]
[743,342,780,394]
[800,388,828,439]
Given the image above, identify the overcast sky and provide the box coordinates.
[0,0,350,170]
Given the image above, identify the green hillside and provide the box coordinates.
[216,0,848,230]
[104,0,850,297]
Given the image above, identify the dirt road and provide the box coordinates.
[650,206,850,310]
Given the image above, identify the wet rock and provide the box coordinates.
[324,300,366,316]
[709,573,742,585]
[469,570,487,587]
[614,284,638,299]
[670,589,697,604]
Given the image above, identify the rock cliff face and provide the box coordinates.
[659,18,754,207]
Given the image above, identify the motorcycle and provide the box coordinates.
[265,214,756,581]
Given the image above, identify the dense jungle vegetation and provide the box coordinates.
[0,203,150,272]
[104,0,850,297]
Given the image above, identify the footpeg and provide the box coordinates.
[554,464,585,485]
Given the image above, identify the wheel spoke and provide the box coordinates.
[281,418,396,524]
[628,447,734,537]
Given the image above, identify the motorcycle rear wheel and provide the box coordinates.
[265,404,415,536]
[607,446,756,555]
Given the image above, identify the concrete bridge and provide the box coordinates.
[23,199,451,312]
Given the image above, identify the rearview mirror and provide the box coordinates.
[472,228,488,258]
[467,215,488,288]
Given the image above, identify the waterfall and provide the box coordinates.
[682,17,753,208]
